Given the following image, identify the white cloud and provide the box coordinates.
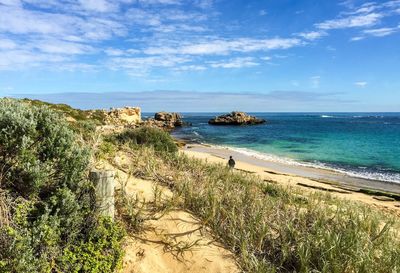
[160,9,207,21]
[104,48,125,56]
[78,0,118,12]
[316,12,382,29]
[144,38,302,55]
[299,0,400,43]
[0,49,68,69]
[193,0,213,9]
[0,6,70,35]
[297,30,327,40]
[32,39,93,54]
[339,0,356,9]
[351,24,400,41]
[363,26,400,37]
[0,0,21,6]
[125,8,162,26]
[2,0,397,75]
[137,0,181,5]
[109,55,190,71]
[0,38,17,49]
[383,0,400,9]
[350,36,365,41]
[104,48,140,56]
[345,2,378,15]
[1,1,289,73]
[210,57,259,68]
[354,81,367,87]
[174,64,207,71]
[0,5,126,40]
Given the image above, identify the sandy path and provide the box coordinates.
[182,147,400,216]
[121,210,239,273]
[96,154,240,273]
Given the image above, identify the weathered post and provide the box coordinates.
[89,170,115,220]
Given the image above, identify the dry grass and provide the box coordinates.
[0,190,11,228]
[114,144,400,273]
[97,125,400,273]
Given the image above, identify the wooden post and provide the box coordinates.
[89,170,115,219]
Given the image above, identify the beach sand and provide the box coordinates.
[182,143,400,215]
[92,143,400,273]
[96,152,240,273]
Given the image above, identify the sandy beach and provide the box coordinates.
[181,143,400,215]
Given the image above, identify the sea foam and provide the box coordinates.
[205,144,400,184]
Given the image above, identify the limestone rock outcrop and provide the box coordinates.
[144,112,187,129]
[95,107,141,126]
[208,111,265,125]
[155,112,183,127]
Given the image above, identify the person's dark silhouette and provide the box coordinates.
[228,156,235,169]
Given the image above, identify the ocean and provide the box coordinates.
[165,113,400,184]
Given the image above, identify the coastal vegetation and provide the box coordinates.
[110,127,178,154]
[108,137,400,273]
[1,98,399,273]
[0,99,123,272]
[21,98,107,125]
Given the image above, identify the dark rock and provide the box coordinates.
[208,111,266,125]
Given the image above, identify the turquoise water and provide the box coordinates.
[170,113,400,183]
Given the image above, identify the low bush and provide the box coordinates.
[0,99,123,272]
[22,98,106,125]
[111,127,178,154]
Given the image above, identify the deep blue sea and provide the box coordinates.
[159,113,400,183]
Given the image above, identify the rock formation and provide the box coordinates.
[155,112,184,127]
[144,112,186,129]
[93,107,141,126]
[208,111,265,125]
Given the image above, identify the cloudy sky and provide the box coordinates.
[0,0,399,111]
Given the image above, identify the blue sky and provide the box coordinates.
[0,0,399,111]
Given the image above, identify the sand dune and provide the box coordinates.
[97,154,240,273]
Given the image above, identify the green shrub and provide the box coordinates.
[0,99,123,272]
[21,98,106,125]
[112,127,178,154]
[59,217,124,273]
[96,139,117,160]
[0,98,89,198]
[70,120,98,143]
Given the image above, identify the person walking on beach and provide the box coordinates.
[228,156,235,170]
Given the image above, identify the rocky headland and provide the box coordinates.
[88,107,187,131]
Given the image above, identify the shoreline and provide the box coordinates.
[180,142,400,214]
[174,136,400,193]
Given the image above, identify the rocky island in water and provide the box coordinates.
[208,111,266,125]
